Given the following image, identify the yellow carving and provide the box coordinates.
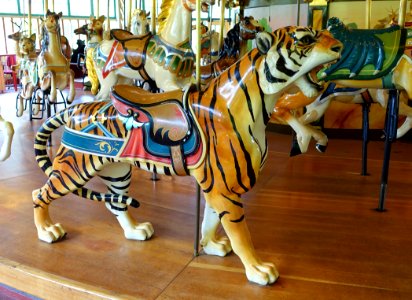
[87,48,99,95]
[309,0,328,6]
[95,141,118,154]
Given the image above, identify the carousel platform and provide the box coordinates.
[1,89,412,299]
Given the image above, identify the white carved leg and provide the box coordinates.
[0,115,14,161]
[300,98,331,125]
[397,101,412,138]
[95,72,118,101]
[200,202,232,257]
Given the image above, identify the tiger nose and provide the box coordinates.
[330,44,343,53]
[331,42,343,54]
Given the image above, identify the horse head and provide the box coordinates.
[131,9,150,35]
[74,24,89,36]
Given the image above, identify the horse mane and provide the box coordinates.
[157,0,174,34]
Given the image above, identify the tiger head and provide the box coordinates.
[256,27,342,97]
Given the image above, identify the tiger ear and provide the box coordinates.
[30,33,36,42]
[256,31,273,55]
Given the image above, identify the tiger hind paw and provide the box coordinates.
[37,223,66,243]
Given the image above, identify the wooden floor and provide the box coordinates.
[1,88,412,299]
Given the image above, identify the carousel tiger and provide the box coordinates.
[32,27,342,285]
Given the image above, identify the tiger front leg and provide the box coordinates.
[205,193,279,285]
[32,188,66,243]
[99,163,154,241]
[105,202,154,240]
[200,202,232,256]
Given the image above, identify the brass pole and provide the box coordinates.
[219,0,226,51]
[22,0,26,33]
[194,0,202,257]
[151,0,156,35]
[97,0,100,17]
[2,18,7,54]
[28,0,32,35]
[128,0,132,31]
[107,0,111,31]
[365,0,371,29]
[399,0,407,28]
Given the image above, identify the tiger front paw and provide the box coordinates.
[245,262,279,285]
[37,223,66,243]
[124,222,154,241]
[201,236,232,257]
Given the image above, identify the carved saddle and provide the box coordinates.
[319,17,407,81]
[111,85,203,175]
[103,29,153,81]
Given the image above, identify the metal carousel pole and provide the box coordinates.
[152,0,157,35]
[28,0,32,36]
[377,0,406,211]
[219,0,226,52]
[194,0,202,257]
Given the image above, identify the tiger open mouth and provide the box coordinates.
[306,63,333,91]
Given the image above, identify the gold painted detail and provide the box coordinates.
[95,141,119,154]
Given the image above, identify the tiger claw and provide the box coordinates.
[246,262,279,285]
[37,223,66,243]
[124,222,154,240]
[202,236,232,257]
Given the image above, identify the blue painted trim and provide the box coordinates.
[62,127,124,157]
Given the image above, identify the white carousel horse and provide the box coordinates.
[32,27,342,285]
[131,9,150,35]
[93,0,214,100]
[0,111,14,162]
[37,10,75,104]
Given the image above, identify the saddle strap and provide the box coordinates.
[170,145,188,176]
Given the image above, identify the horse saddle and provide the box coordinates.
[111,85,200,175]
[319,19,407,81]
[111,29,152,70]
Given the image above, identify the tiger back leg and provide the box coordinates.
[202,191,279,285]
[200,202,232,256]
[98,163,154,240]
[33,148,108,243]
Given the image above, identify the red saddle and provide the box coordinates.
[111,85,202,175]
